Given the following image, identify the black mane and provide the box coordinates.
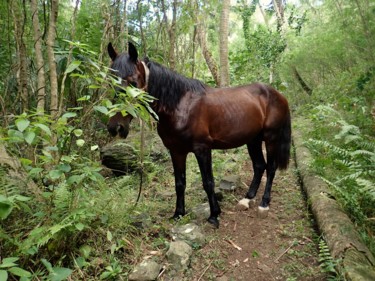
[146,60,206,112]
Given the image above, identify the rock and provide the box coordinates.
[171,223,206,246]
[192,203,210,220]
[219,175,240,191]
[236,198,251,210]
[100,140,138,176]
[166,241,193,271]
[130,212,152,230]
[128,260,162,281]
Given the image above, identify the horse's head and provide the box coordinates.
[107,42,148,138]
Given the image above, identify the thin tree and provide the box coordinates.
[192,0,219,85]
[46,0,59,119]
[160,0,178,69]
[30,0,46,114]
[59,0,80,116]
[219,0,230,87]
[11,0,28,112]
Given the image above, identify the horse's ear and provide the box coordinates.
[128,42,138,62]
[108,43,118,61]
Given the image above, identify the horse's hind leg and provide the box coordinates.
[245,138,266,202]
[258,140,278,218]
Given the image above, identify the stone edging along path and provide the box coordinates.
[293,122,375,281]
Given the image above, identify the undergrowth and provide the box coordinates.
[305,105,375,257]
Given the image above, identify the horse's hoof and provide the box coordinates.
[170,214,183,222]
[236,198,250,210]
[207,217,219,228]
[257,206,269,219]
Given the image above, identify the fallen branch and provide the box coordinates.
[197,261,212,281]
[225,239,242,251]
[274,240,297,262]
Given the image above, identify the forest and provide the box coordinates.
[0,0,374,280]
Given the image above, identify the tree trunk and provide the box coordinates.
[58,0,79,116]
[272,0,285,30]
[293,66,312,96]
[137,0,146,55]
[30,0,46,114]
[196,22,220,85]
[119,0,128,51]
[11,0,28,112]
[0,139,41,198]
[46,0,59,119]
[219,0,230,87]
[160,0,178,70]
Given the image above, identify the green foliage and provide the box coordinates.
[0,257,32,281]
[318,239,343,280]
[306,106,375,255]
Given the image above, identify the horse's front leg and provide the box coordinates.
[170,151,188,220]
[194,148,221,228]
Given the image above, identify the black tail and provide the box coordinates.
[277,111,292,170]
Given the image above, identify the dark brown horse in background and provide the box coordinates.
[107,42,291,227]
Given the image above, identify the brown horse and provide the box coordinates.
[107,42,291,227]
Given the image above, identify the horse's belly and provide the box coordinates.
[211,131,260,149]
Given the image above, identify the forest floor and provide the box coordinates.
[177,150,328,281]
[108,131,328,281]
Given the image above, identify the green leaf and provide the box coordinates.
[41,259,53,272]
[61,112,77,119]
[35,124,52,136]
[79,245,92,259]
[49,169,63,180]
[7,129,24,142]
[29,167,43,176]
[13,195,31,202]
[76,139,85,147]
[0,257,18,268]
[93,106,109,114]
[49,267,73,281]
[127,87,142,98]
[15,119,30,132]
[67,175,82,185]
[75,223,85,231]
[88,85,101,89]
[65,60,81,74]
[8,267,32,277]
[77,95,91,101]
[0,270,8,280]
[20,158,33,166]
[57,164,71,173]
[24,131,36,145]
[73,129,83,137]
[0,196,13,220]
[91,145,99,151]
[106,231,113,242]
[100,271,112,279]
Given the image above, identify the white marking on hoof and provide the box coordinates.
[257,206,269,219]
[249,198,257,207]
[236,198,251,210]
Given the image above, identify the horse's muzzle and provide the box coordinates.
[107,123,129,139]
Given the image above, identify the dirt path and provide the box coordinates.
[185,154,327,281]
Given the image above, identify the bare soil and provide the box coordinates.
[184,156,327,281]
